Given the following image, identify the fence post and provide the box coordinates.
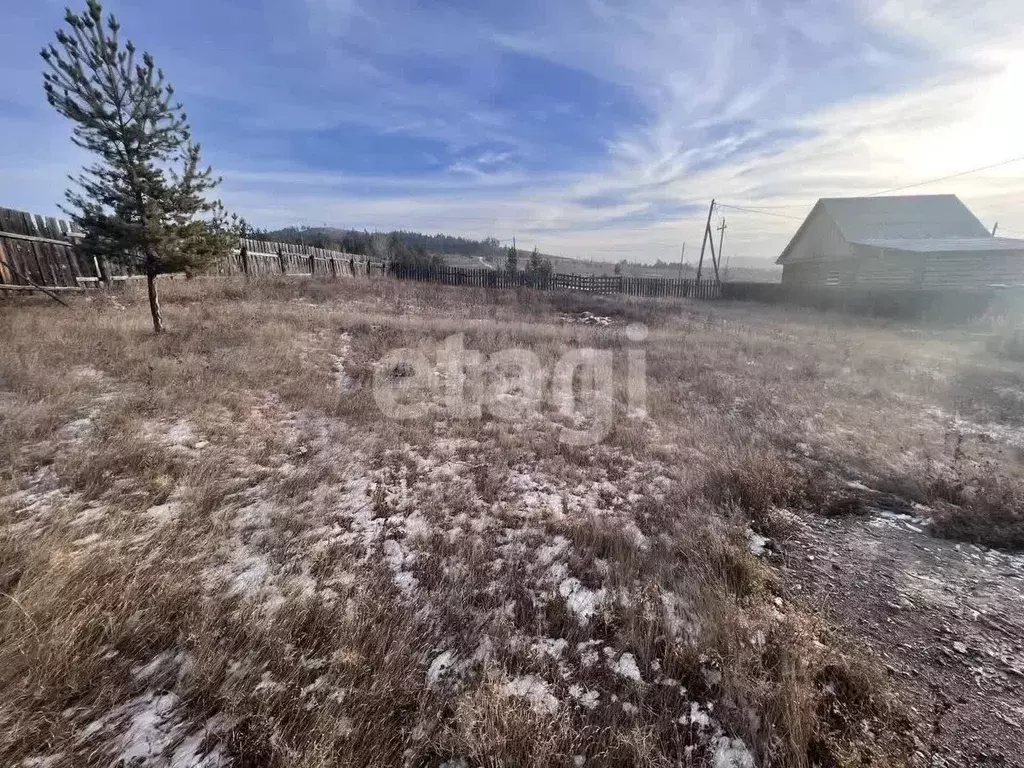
[240,245,250,280]
[95,255,112,287]
[277,249,286,275]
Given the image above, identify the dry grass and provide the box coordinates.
[2,276,1022,766]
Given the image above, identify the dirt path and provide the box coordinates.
[780,505,1024,766]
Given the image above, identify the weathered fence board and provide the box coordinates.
[229,239,372,278]
[0,206,92,288]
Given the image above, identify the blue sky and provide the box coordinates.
[3,0,1024,263]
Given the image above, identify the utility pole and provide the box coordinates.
[706,220,721,283]
[716,218,727,279]
[677,241,686,279]
[696,199,715,282]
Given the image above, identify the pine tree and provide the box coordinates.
[41,0,239,332]
[505,241,518,276]
[527,247,542,274]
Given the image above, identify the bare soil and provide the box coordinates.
[783,500,1024,766]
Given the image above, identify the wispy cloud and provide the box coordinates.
[2,0,1023,262]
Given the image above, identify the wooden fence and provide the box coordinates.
[0,206,93,289]
[0,206,372,289]
[389,264,723,299]
[225,238,372,279]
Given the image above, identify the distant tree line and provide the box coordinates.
[258,226,562,280]
[257,226,502,261]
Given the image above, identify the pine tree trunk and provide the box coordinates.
[146,271,164,333]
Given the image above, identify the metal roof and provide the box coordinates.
[776,194,999,264]
[851,237,1024,253]
[819,195,991,240]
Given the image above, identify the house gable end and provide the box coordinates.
[776,203,850,265]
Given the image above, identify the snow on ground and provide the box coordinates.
[558,578,605,624]
[713,736,757,768]
[925,405,1024,449]
[427,650,457,688]
[141,418,200,448]
[609,652,643,683]
[746,527,770,556]
[76,688,231,767]
[561,311,613,327]
[0,382,758,765]
[330,331,355,391]
[502,675,560,714]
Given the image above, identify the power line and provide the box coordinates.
[866,155,1024,197]
[715,201,805,210]
[715,203,803,220]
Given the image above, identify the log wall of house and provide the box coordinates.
[851,250,923,288]
[919,250,1024,289]
[781,259,858,288]
[785,247,1024,290]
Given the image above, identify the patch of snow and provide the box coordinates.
[610,653,643,683]
[392,570,418,593]
[713,736,756,768]
[330,333,355,391]
[132,651,180,681]
[745,528,769,557]
[568,684,600,710]
[681,701,715,730]
[536,536,570,565]
[503,675,559,714]
[63,417,95,439]
[382,538,419,594]
[427,650,457,687]
[163,421,197,447]
[71,506,106,526]
[72,532,103,548]
[661,591,701,643]
[103,691,193,766]
[143,501,181,524]
[870,510,930,530]
[71,365,106,381]
[533,638,568,659]
[227,553,273,597]
[558,578,604,624]
[20,757,65,768]
[568,311,612,327]
[254,671,284,695]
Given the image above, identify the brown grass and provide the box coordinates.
[3,275,1022,766]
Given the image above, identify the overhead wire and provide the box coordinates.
[714,203,804,220]
[866,155,1024,197]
